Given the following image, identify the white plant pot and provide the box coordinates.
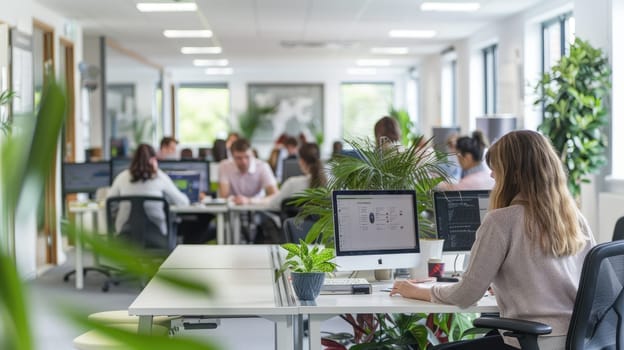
[411,239,445,279]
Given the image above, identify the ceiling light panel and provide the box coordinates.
[193,59,229,66]
[371,47,409,55]
[181,47,222,54]
[356,59,391,67]
[389,30,436,38]
[421,2,481,12]
[137,2,198,12]
[163,30,212,38]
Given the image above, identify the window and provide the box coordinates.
[341,83,394,139]
[177,84,230,145]
[482,44,498,115]
[541,13,575,75]
[441,55,457,126]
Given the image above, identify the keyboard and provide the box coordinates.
[323,278,369,285]
[321,278,372,295]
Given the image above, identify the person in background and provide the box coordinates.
[438,130,494,190]
[157,136,178,160]
[274,136,299,182]
[254,143,326,211]
[180,148,194,159]
[108,144,189,246]
[391,130,595,350]
[268,133,288,173]
[374,116,401,148]
[218,138,278,204]
[225,132,240,159]
[212,139,228,162]
[331,140,343,160]
[440,133,462,183]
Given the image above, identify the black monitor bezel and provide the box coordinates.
[158,160,211,194]
[433,190,491,252]
[332,189,420,257]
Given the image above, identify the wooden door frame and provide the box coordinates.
[34,19,57,265]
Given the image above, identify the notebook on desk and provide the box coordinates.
[321,278,372,295]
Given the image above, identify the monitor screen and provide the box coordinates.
[110,158,132,181]
[62,162,111,194]
[167,171,201,203]
[159,160,210,194]
[282,158,303,182]
[433,190,491,252]
[332,190,420,271]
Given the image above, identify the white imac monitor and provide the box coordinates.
[332,190,420,271]
[433,190,490,254]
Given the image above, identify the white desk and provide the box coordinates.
[129,265,297,350]
[170,202,228,244]
[300,288,499,350]
[159,244,275,269]
[68,202,101,290]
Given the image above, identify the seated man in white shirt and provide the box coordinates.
[218,138,278,203]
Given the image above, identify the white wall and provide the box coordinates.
[170,66,411,157]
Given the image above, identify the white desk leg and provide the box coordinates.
[308,314,334,350]
[216,212,224,245]
[264,315,293,350]
[75,212,84,290]
[137,315,153,334]
[231,211,241,244]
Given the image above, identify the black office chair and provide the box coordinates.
[613,216,624,241]
[471,240,624,350]
[103,196,176,292]
[280,197,302,223]
[282,217,318,243]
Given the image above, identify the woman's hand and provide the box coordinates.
[389,280,432,301]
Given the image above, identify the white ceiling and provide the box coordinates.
[37,0,545,70]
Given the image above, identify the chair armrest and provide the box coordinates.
[474,317,552,335]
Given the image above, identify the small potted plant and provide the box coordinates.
[278,239,337,300]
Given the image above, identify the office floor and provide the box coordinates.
[30,249,351,350]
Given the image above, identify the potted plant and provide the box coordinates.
[235,103,277,141]
[278,239,337,300]
[534,37,611,198]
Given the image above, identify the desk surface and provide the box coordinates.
[160,245,275,270]
[129,268,296,316]
[299,289,498,314]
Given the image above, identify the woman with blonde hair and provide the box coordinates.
[391,130,595,350]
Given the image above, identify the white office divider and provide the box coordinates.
[412,238,445,279]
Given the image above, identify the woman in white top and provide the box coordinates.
[108,144,189,241]
[439,130,494,190]
[255,143,326,211]
[391,130,595,350]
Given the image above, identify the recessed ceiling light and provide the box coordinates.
[356,59,391,67]
[136,2,197,12]
[421,2,480,12]
[164,30,212,38]
[347,68,377,75]
[389,30,436,38]
[371,47,409,55]
[205,68,233,75]
[181,47,222,54]
[193,59,229,66]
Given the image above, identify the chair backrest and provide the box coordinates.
[105,196,176,253]
[613,216,624,241]
[280,197,302,222]
[566,240,624,350]
[282,217,317,243]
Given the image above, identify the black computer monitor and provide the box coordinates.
[282,158,303,182]
[159,160,210,194]
[110,158,132,181]
[62,161,111,194]
[167,171,201,203]
[433,190,491,253]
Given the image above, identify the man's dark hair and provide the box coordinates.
[230,138,251,153]
[160,136,178,150]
